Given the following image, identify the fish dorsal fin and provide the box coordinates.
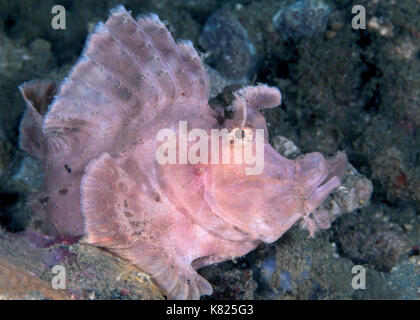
[43,6,210,157]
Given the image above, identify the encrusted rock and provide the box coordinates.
[273,0,331,40]
[0,230,163,300]
[199,9,257,80]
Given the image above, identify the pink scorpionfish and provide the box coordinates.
[19,6,348,299]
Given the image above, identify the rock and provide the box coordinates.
[0,258,71,300]
[0,29,31,79]
[206,66,248,99]
[0,230,163,300]
[272,135,301,159]
[199,9,257,80]
[10,156,44,194]
[0,126,12,187]
[273,0,331,40]
[334,205,412,271]
[323,164,373,223]
[389,256,420,300]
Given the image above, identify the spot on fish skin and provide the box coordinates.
[64,164,72,173]
[116,86,132,101]
[131,74,145,89]
[153,192,161,203]
[118,181,129,192]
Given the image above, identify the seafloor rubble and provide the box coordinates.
[0,0,418,299]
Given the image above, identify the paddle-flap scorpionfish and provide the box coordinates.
[19,6,348,299]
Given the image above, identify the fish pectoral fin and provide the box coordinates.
[80,152,148,248]
[80,152,212,299]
